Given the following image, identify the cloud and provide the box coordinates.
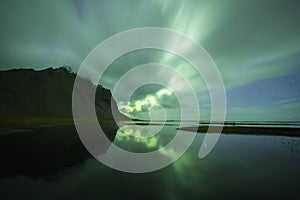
[275,98,300,109]
[156,88,172,97]
[118,88,179,119]
[276,98,300,105]
[226,103,300,121]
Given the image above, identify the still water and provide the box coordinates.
[0,123,299,199]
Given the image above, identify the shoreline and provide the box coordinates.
[1,119,300,137]
[178,126,300,137]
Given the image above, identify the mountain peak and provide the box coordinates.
[0,66,128,124]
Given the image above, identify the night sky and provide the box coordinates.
[0,0,299,121]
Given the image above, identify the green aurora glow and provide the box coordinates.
[0,0,299,121]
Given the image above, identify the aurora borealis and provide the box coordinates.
[0,0,299,121]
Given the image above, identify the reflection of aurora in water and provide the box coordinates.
[115,125,162,149]
[1,125,300,199]
[114,125,188,159]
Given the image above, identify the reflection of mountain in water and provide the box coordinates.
[0,124,118,179]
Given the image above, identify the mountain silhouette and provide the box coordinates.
[0,66,128,123]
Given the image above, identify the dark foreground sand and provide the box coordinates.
[178,126,300,137]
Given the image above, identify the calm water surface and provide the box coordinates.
[0,124,299,199]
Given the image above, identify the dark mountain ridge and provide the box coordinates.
[0,66,128,124]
